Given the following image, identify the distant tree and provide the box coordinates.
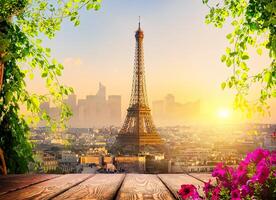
[0,0,101,173]
[203,0,275,117]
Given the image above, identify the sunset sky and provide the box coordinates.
[27,0,276,124]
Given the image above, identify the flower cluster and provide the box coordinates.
[178,184,200,200]
[178,148,276,200]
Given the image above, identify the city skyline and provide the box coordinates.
[40,82,121,128]
[26,0,275,124]
[40,82,204,127]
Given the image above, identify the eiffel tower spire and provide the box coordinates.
[129,18,148,109]
[117,20,163,154]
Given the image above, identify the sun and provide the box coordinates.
[217,108,231,119]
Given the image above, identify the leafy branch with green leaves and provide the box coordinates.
[203,0,275,118]
[0,0,101,173]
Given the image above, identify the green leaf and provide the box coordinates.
[45,48,51,53]
[231,20,238,26]
[221,82,226,90]
[257,48,262,55]
[241,73,248,80]
[70,16,76,21]
[241,55,249,60]
[41,71,48,77]
[272,90,276,97]
[58,64,64,69]
[226,47,231,54]
[29,73,34,80]
[86,3,94,10]
[221,55,226,62]
[264,71,271,83]
[94,4,101,11]
[240,62,248,71]
[228,81,233,88]
[226,58,232,67]
[229,52,238,57]
[56,69,62,76]
[226,33,232,39]
[74,20,80,26]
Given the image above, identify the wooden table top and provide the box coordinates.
[0,173,212,200]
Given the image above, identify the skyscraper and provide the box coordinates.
[108,95,121,126]
[116,21,163,155]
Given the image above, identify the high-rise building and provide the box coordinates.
[38,84,122,128]
[96,82,106,102]
[65,94,77,109]
[152,94,201,125]
[77,99,88,127]
[64,94,77,127]
[108,95,121,126]
[116,21,164,155]
[75,83,121,127]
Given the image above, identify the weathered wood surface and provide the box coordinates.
[116,174,175,200]
[0,174,59,195]
[0,174,212,199]
[158,174,206,199]
[188,173,213,181]
[53,174,125,200]
[0,174,92,200]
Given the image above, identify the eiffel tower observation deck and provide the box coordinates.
[116,20,164,155]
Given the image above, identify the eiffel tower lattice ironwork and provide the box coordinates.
[117,20,163,154]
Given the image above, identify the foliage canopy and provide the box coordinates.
[0,0,101,173]
[203,0,276,117]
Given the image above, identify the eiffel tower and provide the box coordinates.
[116,20,164,155]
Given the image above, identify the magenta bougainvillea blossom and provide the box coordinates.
[178,148,276,200]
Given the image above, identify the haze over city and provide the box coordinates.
[26,0,275,124]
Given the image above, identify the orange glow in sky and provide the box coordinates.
[25,0,276,124]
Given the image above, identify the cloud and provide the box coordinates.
[63,57,83,66]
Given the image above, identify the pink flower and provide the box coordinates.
[240,185,251,197]
[213,163,235,190]
[178,149,275,200]
[270,151,276,166]
[212,163,228,180]
[203,179,213,195]
[211,186,221,200]
[178,184,200,200]
[245,148,270,164]
[251,161,270,184]
[233,168,248,185]
[231,189,241,200]
[212,168,226,179]
[237,160,249,171]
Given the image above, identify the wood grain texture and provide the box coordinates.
[116,174,175,200]
[0,174,92,200]
[53,174,125,200]
[0,174,59,195]
[188,173,213,182]
[158,174,205,199]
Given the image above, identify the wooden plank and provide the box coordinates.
[158,174,206,199]
[53,174,125,200]
[0,174,92,200]
[188,173,213,182]
[116,174,175,200]
[0,174,60,195]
